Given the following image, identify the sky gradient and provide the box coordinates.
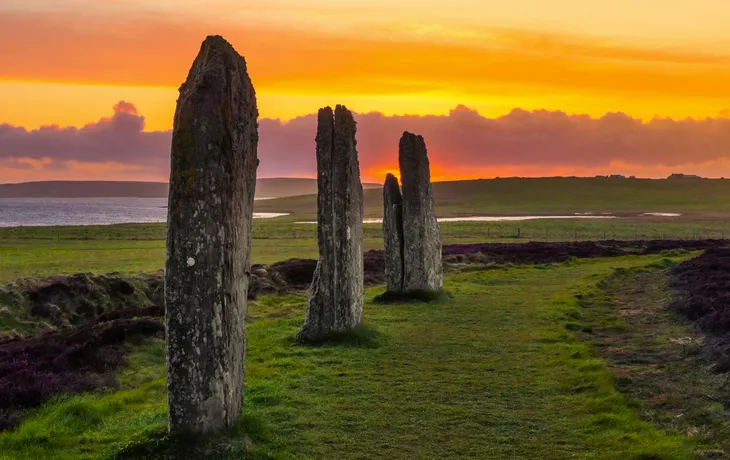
[2,1,730,182]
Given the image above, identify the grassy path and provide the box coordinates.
[1,255,702,459]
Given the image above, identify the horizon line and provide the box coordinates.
[0,174,721,187]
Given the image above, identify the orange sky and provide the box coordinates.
[2,1,730,181]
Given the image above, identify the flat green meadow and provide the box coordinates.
[1,216,729,281]
[256,177,730,218]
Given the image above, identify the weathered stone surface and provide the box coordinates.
[298,108,335,340]
[298,105,364,340]
[383,173,404,293]
[399,132,443,292]
[165,35,258,434]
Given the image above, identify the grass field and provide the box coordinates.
[255,177,730,218]
[577,265,730,455]
[3,254,726,459]
[3,177,730,281]
[2,177,730,458]
[1,216,729,281]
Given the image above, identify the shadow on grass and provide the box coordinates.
[112,413,273,460]
[294,324,382,348]
[372,289,451,304]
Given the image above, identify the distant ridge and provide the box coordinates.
[0,181,168,198]
[253,176,730,218]
[0,179,380,198]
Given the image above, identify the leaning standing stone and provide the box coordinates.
[165,35,258,434]
[298,105,364,341]
[383,173,404,293]
[399,132,443,292]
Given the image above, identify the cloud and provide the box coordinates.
[0,101,170,177]
[0,158,37,170]
[261,105,730,178]
[3,102,730,183]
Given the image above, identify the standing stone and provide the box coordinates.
[399,132,443,292]
[298,105,364,341]
[165,35,258,434]
[383,173,404,293]
[300,108,336,339]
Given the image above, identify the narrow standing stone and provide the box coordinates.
[399,132,443,292]
[165,35,258,434]
[383,173,404,293]
[299,108,336,338]
[299,105,364,341]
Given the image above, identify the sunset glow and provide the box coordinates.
[2,1,730,181]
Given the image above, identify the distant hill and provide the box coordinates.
[0,181,168,198]
[256,178,380,198]
[254,176,730,218]
[9,177,726,217]
[0,179,381,199]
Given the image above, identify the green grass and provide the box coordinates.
[0,378,168,460]
[0,271,161,336]
[2,177,729,458]
[3,176,730,280]
[2,216,729,281]
[0,254,716,459]
[576,263,730,455]
[372,288,451,304]
[255,177,730,218]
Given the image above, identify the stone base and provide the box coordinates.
[372,289,451,304]
[295,324,380,347]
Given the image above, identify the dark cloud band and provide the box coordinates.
[2,102,730,180]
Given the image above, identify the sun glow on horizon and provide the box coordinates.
[3,1,730,181]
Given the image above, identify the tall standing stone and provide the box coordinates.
[383,173,404,293]
[298,105,364,341]
[399,132,443,292]
[300,108,336,339]
[165,35,258,434]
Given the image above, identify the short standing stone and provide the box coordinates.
[165,35,258,434]
[298,105,364,340]
[399,132,443,292]
[383,173,404,293]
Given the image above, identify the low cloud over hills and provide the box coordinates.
[2,102,730,183]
